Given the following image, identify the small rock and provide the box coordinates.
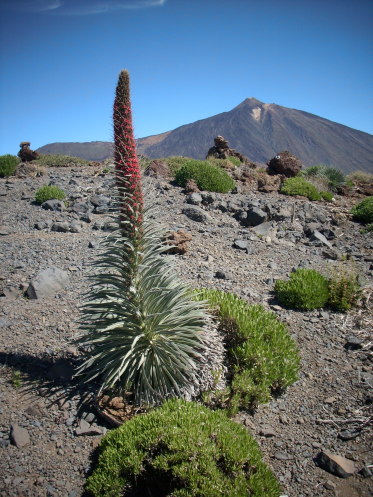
[26,267,70,299]
[344,336,363,350]
[10,424,30,448]
[233,239,248,250]
[186,193,202,205]
[315,450,357,478]
[51,221,70,233]
[41,199,65,211]
[182,206,213,224]
[259,425,276,437]
[274,451,293,461]
[338,429,360,441]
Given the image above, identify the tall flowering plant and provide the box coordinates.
[76,70,207,406]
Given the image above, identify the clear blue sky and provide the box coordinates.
[0,0,372,155]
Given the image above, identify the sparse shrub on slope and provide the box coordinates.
[175,160,235,193]
[302,165,345,191]
[328,266,361,312]
[275,268,329,310]
[350,196,373,224]
[86,399,281,497]
[195,289,300,413]
[34,185,66,204]
[280,176,322,201]
[162,156,196,175]
[0,154,20,177]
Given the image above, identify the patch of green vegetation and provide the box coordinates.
[35,154,90,167]
[350,196,373,224]
[35,185,66,204]
[280,176,322,201]
[275,268,330,310]
[195,290,300,413]
[320,191,334,202]
[175,160,235,193]
[86,399,281,497]
[0,154,20,177]
[227,156,242,167]
[11,370,22,388]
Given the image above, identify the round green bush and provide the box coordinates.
[302,165,345,191]
[275,268,329,310]
[86,399,281,497]
[195,289,300,412]
[350,196,373,224]
[175,160,235,193]
[280,176,321,201]
[0,154,20,177]
[328,267,361,312]
[35,185,66,204]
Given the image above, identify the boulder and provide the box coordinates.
[17,142,39,162]
[267,150,302,177]
[206,136,255,166]
[26,267,70,299]
[41,199,65,211]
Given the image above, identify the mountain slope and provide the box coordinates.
[136,98,373,174]
[37,99,373,174]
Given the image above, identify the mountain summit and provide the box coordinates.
[37,99,373,174]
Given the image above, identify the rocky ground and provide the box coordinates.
[0,164,372,497]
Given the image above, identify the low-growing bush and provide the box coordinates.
[35,185,66,204]
[275,268,330,310]
[0,154,20,177]
[35,154,89,167]
[280,176,321,201]
[86,399,280,497]
[175,160,235,193]
[350,196,373,224]
[227,156,242,167]
[195,289,300,413]
[328,266,361,312]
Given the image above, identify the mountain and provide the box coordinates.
[37,141,113,162]
[37,99,373,174]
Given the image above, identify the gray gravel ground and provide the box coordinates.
[0,165,372,497]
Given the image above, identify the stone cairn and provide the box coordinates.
[206,136,255,167]
[18,142,39,162]
[266,150,302,177]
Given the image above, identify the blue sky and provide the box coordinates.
[0,0,372,155]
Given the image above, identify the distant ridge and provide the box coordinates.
[37,99,373,174]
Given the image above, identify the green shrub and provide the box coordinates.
[175,160,235,193]
[86,399,280,497]
[302,165,345,191]
[0,154,20,177]
[350,196,373,224]
[227,156,242,167]
[35,154,89,167]
[275,268,329,310]
[320,190,334,202]
[162,156,196,175]
[34,185,66,204]
[195,290,300,413]
[280,176,322,200]
[328,266,361,312]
